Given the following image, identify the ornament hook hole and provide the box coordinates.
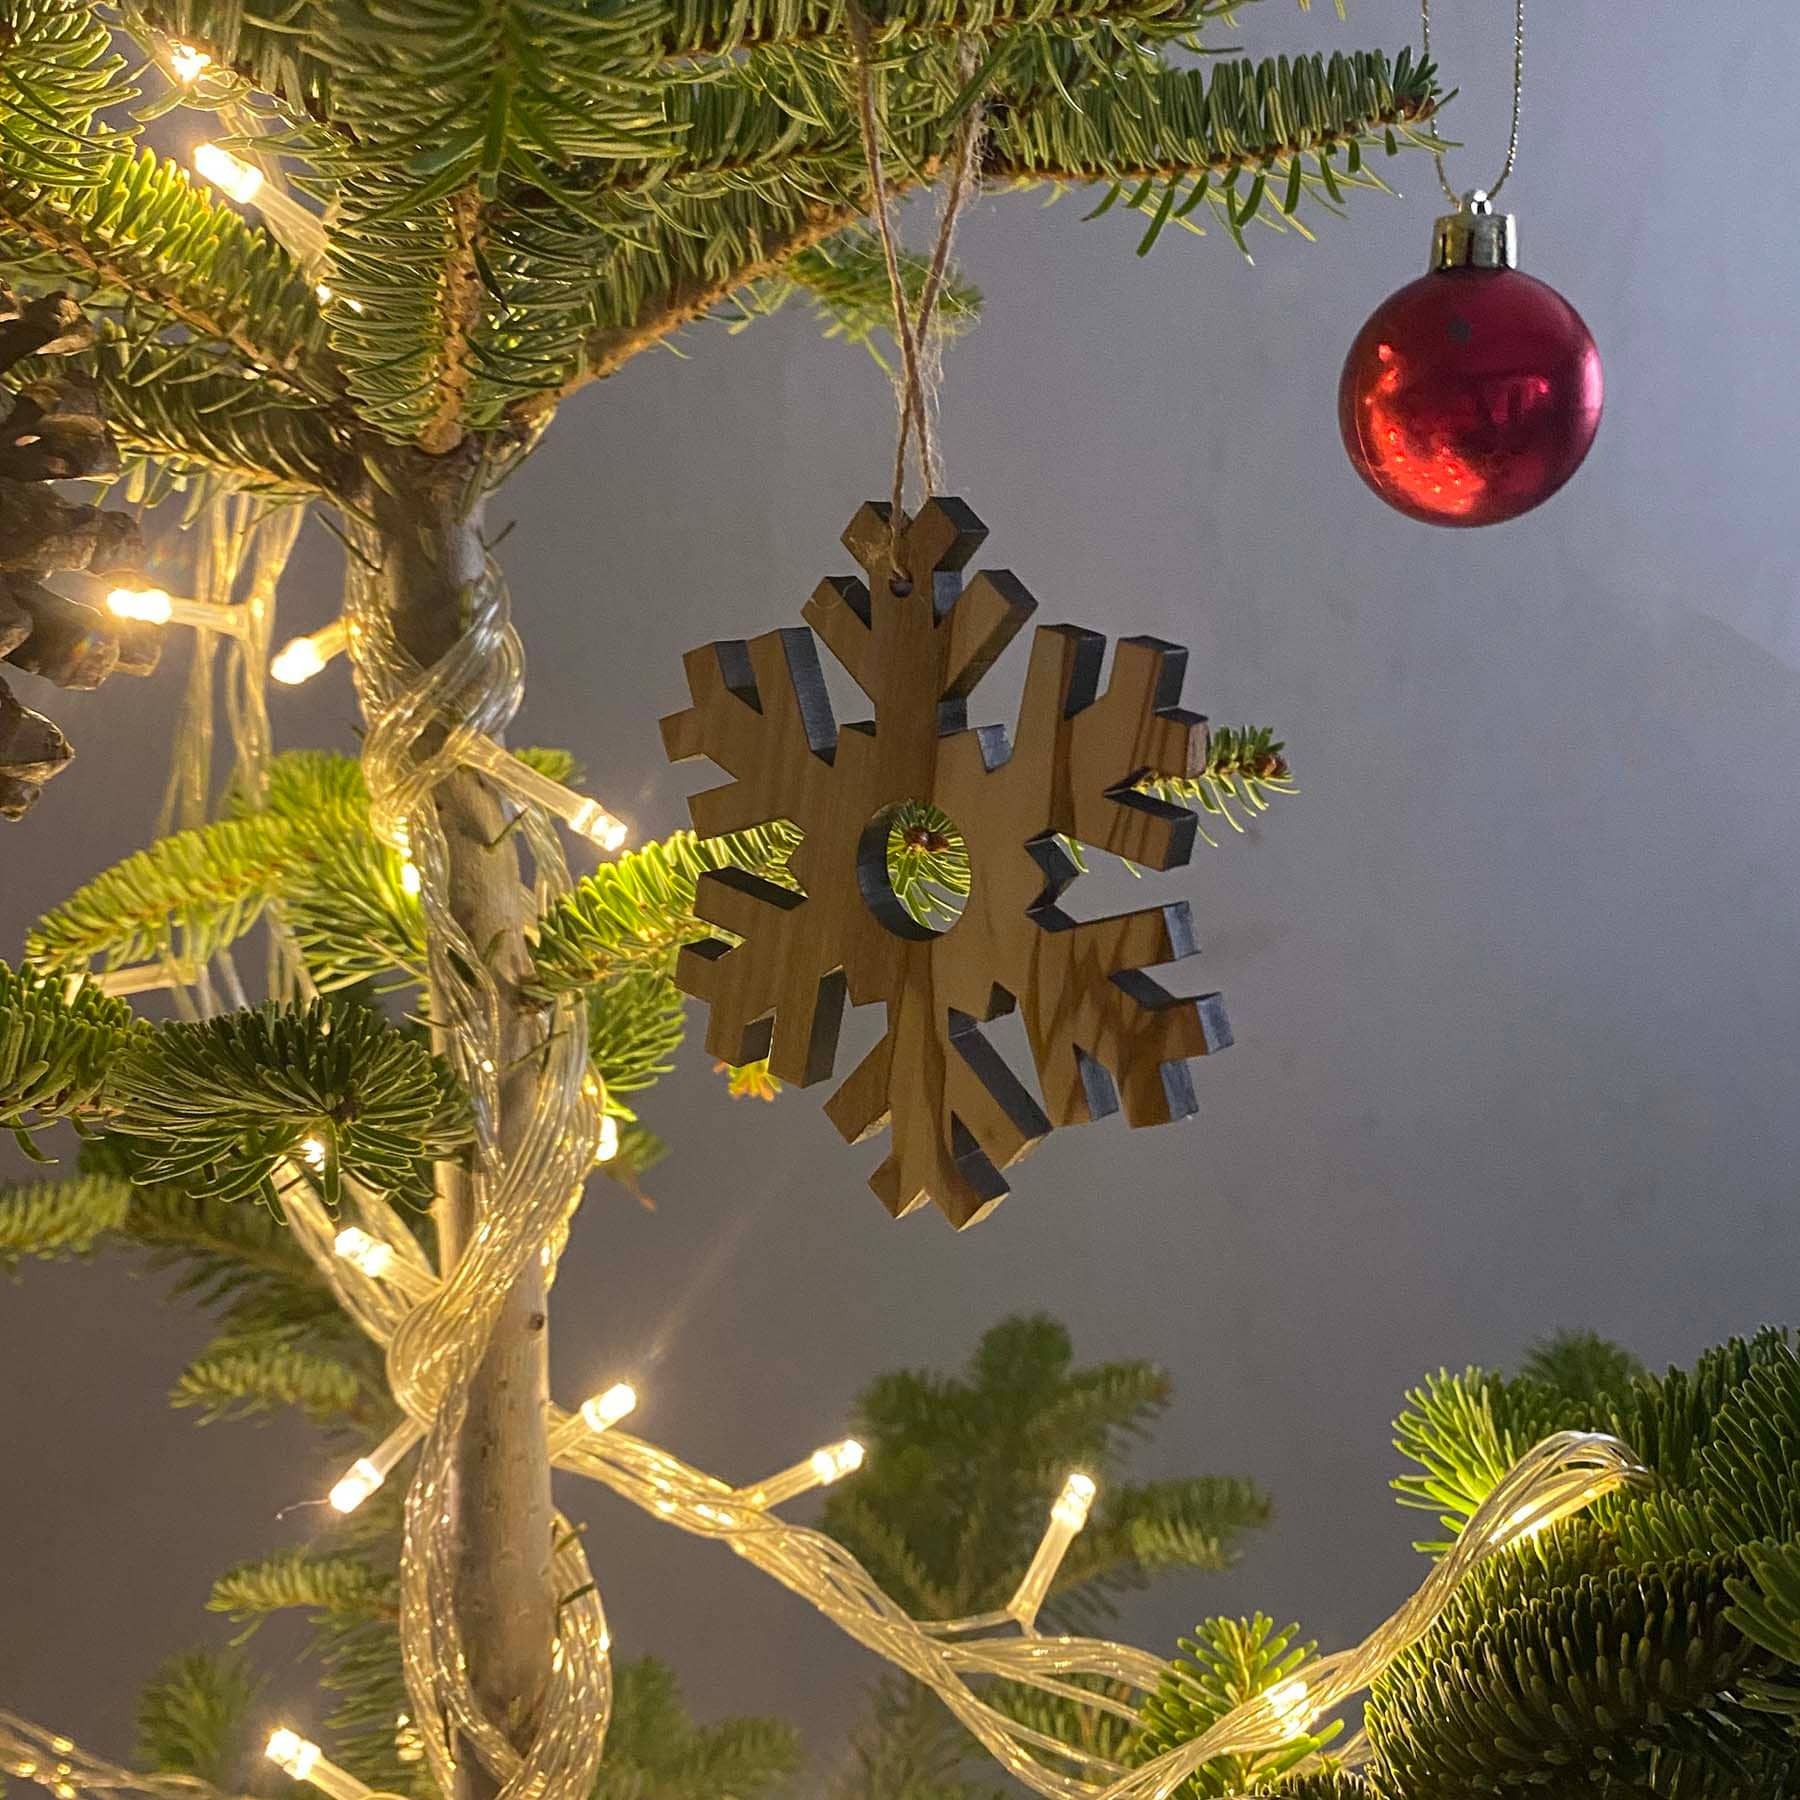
[856,801,970,940]
[888,576,914,599]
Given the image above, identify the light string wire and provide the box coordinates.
[5,47,1641,1788]
[214,1172,1654,1800]
[1421,0,1525,205]
[845,0,988,583]
[337,503,609,1800]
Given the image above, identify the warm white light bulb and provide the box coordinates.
[328,1457,383,1514]
[399,859,422,898]
[271,637,326,685]
[1264,1676,1313,1738]
[271,619,348,685]
[168,42,212,82]
[194,143,263,205]
[1051,1471,1096,1530]
[580,1382,638,1432]
[568,797,630,852]
[265,1730,320,1781]
[809,1439,865,1485]
[333,1226,394,1279]
[1498,1500,1557,1545]
[300,1135,328,1171]
[595,1114,620,1164]
[106,587,173,625]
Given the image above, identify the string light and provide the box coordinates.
[271,620,348,686]
[264,1732,374,1800]
[739,1437,865,1510]
[333,1226,393,1279]
[105,586,245,634]
[327,1420,425,1514]
[327,1220,439,1302]
[399,859,422,898]
[19,447,1638,1800]
[459,736,629,852]
[80,960,201,999]
[1262,1676,1314,1739]
[313,284,364,314]
[299,1136,328,1173]
[595,1115,619,1163]
[167,43,211,82]
[1007,1472,1096,1629]
[546,1382,637,1456]
[580,1383,637,1433]
[192,143,262,205]
[192,143,328,265]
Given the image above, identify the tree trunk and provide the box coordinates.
[366,451,555,1800]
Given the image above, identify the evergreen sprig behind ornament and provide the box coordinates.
[0,283,160,815]
[664,497,1235,1228]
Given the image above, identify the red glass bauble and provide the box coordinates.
[1338,266,1603,527]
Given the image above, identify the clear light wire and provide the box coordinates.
[0,435,1642,1800]
[337,522,610,1800]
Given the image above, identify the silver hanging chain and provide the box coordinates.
[1421,0,1525,206]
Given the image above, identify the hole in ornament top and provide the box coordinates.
[857,801,970,940]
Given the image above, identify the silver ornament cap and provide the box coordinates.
[1430,189,1518,271]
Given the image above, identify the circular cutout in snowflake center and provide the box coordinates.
[857,800,971,940]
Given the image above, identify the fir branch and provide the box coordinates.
[172,1332,369,1422]
[0,1172,132,1265]
[134,1649,263,1787]
[0,0,138,183]
[73,325,352,496]
[107,998,471,1207]
[119,2,344,140]
[416,184,485,453]
[515,195,864,423]
[1520,1328,1648,1405]
[28,814,294,973]
[738,228,981,359]
[0,151,336,401]
[596,1658,802,1800]
[109,1158,331,1296]
[1135,1614,1338,1798]
[29,748,581,990]
[208,1550,394,1626]
[0,960,143,1136]
[986,48,1439,189]
[1053,1477,1272,1624]
[1366,1555,1789,1797]
[532,822,800,994]
[651,0,1242,65]
[587,969,687,1100]
[1140,724,1294,846]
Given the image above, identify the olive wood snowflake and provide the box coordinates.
[662,498,1232,1228]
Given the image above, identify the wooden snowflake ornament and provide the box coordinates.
[662,499,1232,1227]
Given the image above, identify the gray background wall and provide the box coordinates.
[4,1,1798,1783]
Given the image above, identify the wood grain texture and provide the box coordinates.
[662,497,1231,1228]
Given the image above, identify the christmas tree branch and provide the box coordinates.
[418,186,489,454]
[652,0,1241,64]
[513,197,866,420]
[0,154,337,403]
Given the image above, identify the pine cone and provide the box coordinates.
[0,282,159,818]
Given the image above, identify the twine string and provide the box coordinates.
[845,2,988,587]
